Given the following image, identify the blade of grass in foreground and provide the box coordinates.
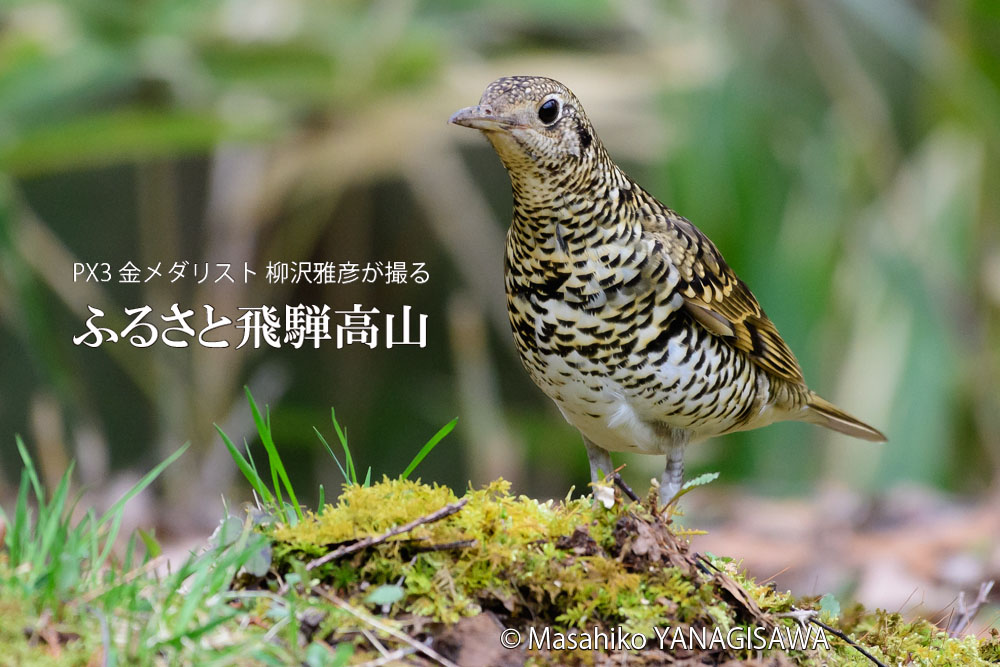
[245,387,303,521]
[2,439,190,610]
[401,417,458,480]
[97,443,190,529]
[15,436,44,502]
[314,427,351,484]
[216,424,275,506]
[330,408,357,484]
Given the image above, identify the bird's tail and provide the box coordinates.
[801,393,887,442]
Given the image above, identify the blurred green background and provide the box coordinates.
[1,0,998,535]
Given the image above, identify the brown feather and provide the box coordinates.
[644,212,806,385]
[804,394,887,442]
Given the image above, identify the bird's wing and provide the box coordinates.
[643,210,806,384]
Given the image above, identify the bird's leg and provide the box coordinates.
[582,436,613,487]
[659,443,686,505]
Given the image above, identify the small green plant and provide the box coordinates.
[313,407,459,487]
[400,416,458,481]
[219,387,458,518]
[1,436,187,612]
[0,437,304,664]
[217,387,306,524]
[666,471,721,507]
[314,407,372,488]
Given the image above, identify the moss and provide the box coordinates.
[0,587,101,666]
[980,630,1000,662]
[4,476,990,664]
[257,478,996,664]
[823,611,992,666]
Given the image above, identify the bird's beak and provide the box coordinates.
[448,105,515,131]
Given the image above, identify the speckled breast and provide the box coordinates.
[504,227,771,453]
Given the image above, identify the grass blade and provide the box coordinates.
[216,424,274,505]
[401,417,458,480]
[10,468,31,563]
[97,443,190,529]
[314,427,350,484]
[245,387,303,521]
[15,435,44,503]
[330,408,356,484]
[92,507,125,574]
[36,462,74,568]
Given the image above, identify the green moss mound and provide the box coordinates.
[256,478,999,665]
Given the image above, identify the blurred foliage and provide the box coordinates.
[0,0,997,532]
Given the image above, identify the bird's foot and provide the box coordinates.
[657,478,682,507]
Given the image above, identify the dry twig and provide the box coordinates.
[948,580,995,637]
[809,616,888,667]
[319,590,460,667]
[354,645,418,667]
[306,497,469,571]
[612,471,640,502]
[409,538,478,554]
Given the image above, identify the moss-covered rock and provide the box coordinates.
[256,478,997,665]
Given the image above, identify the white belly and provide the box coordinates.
[538,349,689,455]
[533,313,775,453]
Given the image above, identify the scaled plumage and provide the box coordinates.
[450,76,886,504]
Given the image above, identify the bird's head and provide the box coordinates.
[449,76,600,176]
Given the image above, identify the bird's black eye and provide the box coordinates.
[537,98,560,124]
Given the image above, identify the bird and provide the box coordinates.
[449,76,886,505]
